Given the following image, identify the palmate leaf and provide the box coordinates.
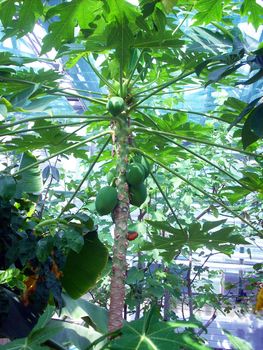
[106,15,134,73]
[0,52,37,66]
[108,307,211,350]
[193,0,222,25]
[1,119,85,154]
[142,220,249,260]
[42,0,104,54]
[104,0,140,72]
[134,30,183,49]
[0,68,61,109]
[0,0,43,39]
[240,0,263,30]
[188,223,248,253]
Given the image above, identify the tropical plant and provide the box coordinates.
[0,0,262,349]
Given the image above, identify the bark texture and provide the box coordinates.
[108,116,129,332]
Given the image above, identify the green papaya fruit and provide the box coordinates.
[133,155,151,179]
[129,183,147,207]
[106,96,125,116]
[126,163,145,186]
[61,231,108,299]
[95,186,118,216]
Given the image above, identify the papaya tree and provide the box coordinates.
[0,0,262,349]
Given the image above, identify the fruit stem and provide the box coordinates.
[108,114,130,332]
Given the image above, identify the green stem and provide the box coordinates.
[172,5,193,35]
[130,70,195,109]
[131,148,261,234]
[126,49,145,88]
[52,90,106,105]
[150,171,184,231]
[54,123,90,145]
[58,137,111,218]
[211,22,234,41]
[0,76,106,105]
[129,66,158,91]
[44,339,67,350]
[159,134,254,191]
[136,110,159,129]
[84,330,121,350]
[135,86,204,97]
[136,106,234,124]
[13,130,111,177]
[133,126,263,158]
[0,115,106,130]
[34,218,68,231]
[60,86,107,96]
[0,121,90,137]
[85,56,115,94]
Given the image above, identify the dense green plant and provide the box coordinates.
[0,0,262,349]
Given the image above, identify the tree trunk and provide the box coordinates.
[163,288,171,321]
[108,116,130,332]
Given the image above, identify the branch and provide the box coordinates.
[131,147,262,234]
[196,310,217,336]
[136,110,159,129]
[155,133,254,191]
[84,330,121,350]
[190,253,218,285]
[58,136,111,218]
[0,115,107,131]
[186,250,194,317]
[126,49,145,88]
[85,56,116,94]
[0,121,91,137]
[44,339,67,350]
[136,106,240,125]
[150,171,184,232]
[129,70,195,110]
[13,130,112,177]
[195,206,211,220]
[0,76,106,105]
[133,125,263,158]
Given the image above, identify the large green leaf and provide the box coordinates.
[242,103,263,149]
[62,294,108,334]
[1,306,61,350]
[51,319,103,350]
[108,307,211,350]
[42,0,104,53]
[61,231,108,299]
[15,151,43,195]
[250,103,263,138]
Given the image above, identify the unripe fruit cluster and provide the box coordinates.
[95,156,151,216]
